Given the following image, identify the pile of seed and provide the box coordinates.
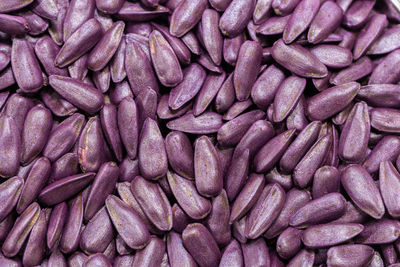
[1,0,400,266]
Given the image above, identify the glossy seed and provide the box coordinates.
[265,188,311,238]
[343,0,375,28]
[38,172,95,206]
[257,15,290,36]
[48,248,67,267]
[50,75,104,114]
[218,110,265,147]
[308,1,343,44]
[41,89,78,117]
[339,101,370,163]
[341,164,385,219]
[131,175,172,231]
[125,37,158,95]
[0,67,15,91]
[47,202,68,250]
[302,223,364,249]
[287,249,315,267]
[194,136,222,197]
[88,21,125,71]
[273,76,306,122]
[224,100,253,120]
[170,0,208,37]
[2,202,40,257]
[368,25,400,55]
[254,128,296,173]
[21,105,52,166]
[63,0,95,41]
[167,112,223,134]
[171,203,190,233]
[11,37,43,93]
[49,153,79,183]
[118,97,139,160]
[34,36,68,76]
[23,209,50,267]
[245,183,285,239]
[312,166,340,199]
[223,33,245,66]
[84,162,119,221]
[182,223,221,267]
[242,238,271,266]
[205,190,231,246]
[293,134,331,188]
[290,193,346,228]
[0,14,31,35]
[370,108,400,134]
[272,0,300,16]
[363,136,400,174]
[283,0,320,44]
[80,208,114,254]
[4,94,34,134]
[149,30,183,87]
[194,72,226,116]
[380,161,400,218]
[85,254,112,267]
[230,173,265,223]
[138,118,168,180]
[0,177,23,222]
[251,64,285,110]
[310,45,353,68]
[169,63,207,110]
[56,18,103,68]
[167,171,211,220]
[225,149,250,202]
[332,200,368,224]
[0,115,21,178]
[165,131,194,180]
[219,0,256,37]
[271,39,328,78]
[355,219,400,245]
[100,104,123,162]
[105,195,150,249]
[78,116,107,172]
[280,121,321,172]
[132,236,165,267]
[116,182,160,234]
[234,41,262,101]
[201,9,223,66]
[276,227,303,259]
[167,231,198,267]
[306,82,360,121]
[17,157,51,214]
[358,84,400,108]
[59,193,83,254]
[235,119,275,158]
[353,14,388,60]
